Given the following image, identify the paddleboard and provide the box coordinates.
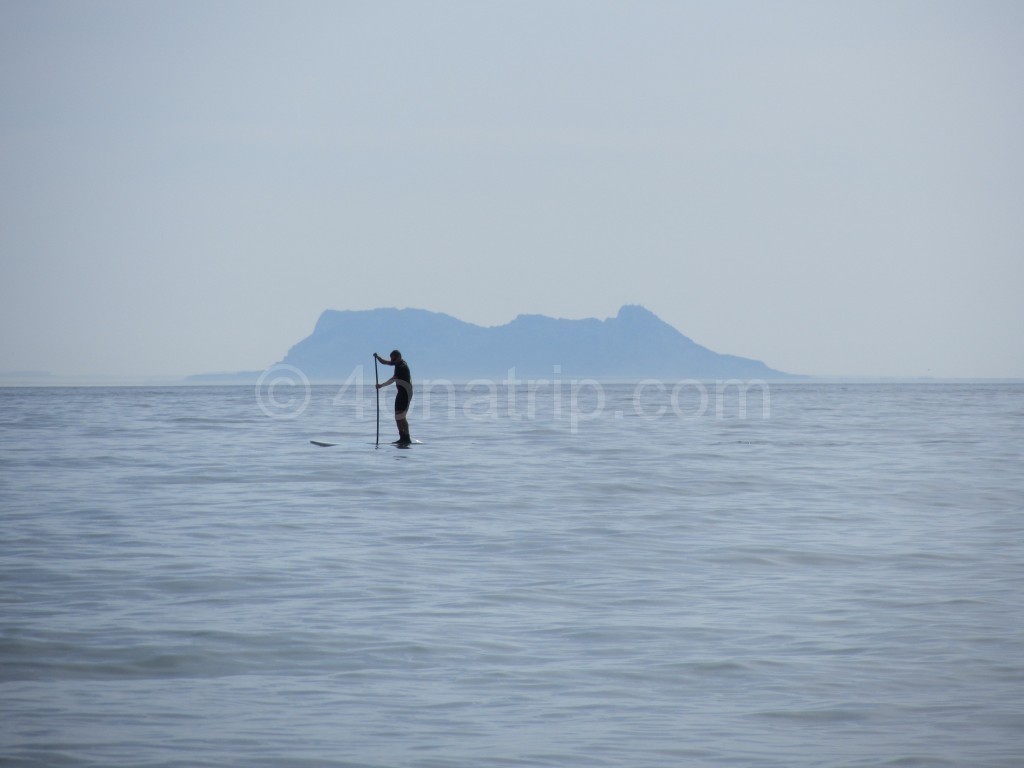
[309,439,423,448]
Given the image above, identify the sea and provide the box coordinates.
[1,380,1022,768]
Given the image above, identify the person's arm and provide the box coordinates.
[374,353,395,388]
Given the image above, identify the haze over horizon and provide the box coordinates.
[2,1,1022,380]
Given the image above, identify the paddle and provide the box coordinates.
[374,353,380,448]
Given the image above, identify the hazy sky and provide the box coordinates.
[2,1,1022,379]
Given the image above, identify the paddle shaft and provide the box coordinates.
[374,355,380,447]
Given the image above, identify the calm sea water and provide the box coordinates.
[2,382,1022,768]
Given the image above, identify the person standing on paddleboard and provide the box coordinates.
[374,350,413,446]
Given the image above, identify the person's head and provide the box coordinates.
[390,350,402,363]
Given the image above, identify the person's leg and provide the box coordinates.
[393,412,409,443]
[395,386,411,444]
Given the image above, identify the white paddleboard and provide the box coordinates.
[310,439,423,448]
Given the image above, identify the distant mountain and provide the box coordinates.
[256,305,793,381]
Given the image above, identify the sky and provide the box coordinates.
[1,0,1022,380]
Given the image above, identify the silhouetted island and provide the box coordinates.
[192,305,793,382]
